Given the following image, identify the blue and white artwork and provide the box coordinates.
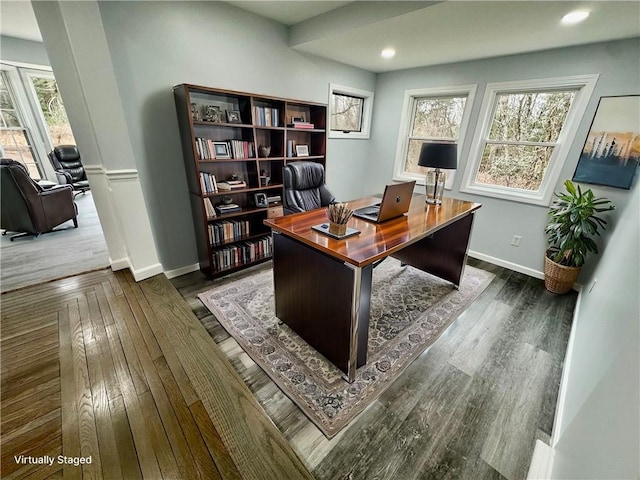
[573,95,639,189]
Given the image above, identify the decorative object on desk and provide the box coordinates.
[226,109,242,124]
[198,258,493,438]
[203,105,222,122]
[212,141,231,159]
[295,144,309,157]
[327,202,353,236]
[544,179,614,294]
[190,103,199,121]
[572,95,640,189]
[258,145,271,158]
[418,142,458,205]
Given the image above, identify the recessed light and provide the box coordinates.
[561,10,590,25]
[381,48,396,59]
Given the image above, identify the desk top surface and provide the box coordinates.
[264,195,481,267]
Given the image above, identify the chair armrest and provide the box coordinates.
[54,170,73,185]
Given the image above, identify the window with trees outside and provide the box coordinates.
[0,64,76,182]
[329,84,373,139]
[461,75,598,205]
[393,86,476,187]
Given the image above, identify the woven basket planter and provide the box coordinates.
[544,255,581,294]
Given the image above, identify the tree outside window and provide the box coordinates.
[331,93,364,133]
[476,91,575,191]
[461,75,599,205]
[28,75,76,147]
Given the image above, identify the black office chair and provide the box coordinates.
[282,161,335,215]
[48,145,90,195]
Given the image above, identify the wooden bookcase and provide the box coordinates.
[173,83,327,278]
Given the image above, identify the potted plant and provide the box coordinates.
[544,180,615,294]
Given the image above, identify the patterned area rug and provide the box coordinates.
[198,258,493,438]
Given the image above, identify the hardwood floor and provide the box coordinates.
[1,192,109,293]
[172,258,577,480]
[1,258,576,479]
[1,268,312,479]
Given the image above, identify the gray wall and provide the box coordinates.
[0,35,50,66]
[96,1,376,271]
[369,38,640,281]
[551,182,639,479]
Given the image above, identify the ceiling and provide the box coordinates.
[1,1,639,73]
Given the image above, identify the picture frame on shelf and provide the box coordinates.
[295,144,309,157]
[572,94,640,189]
[291,116,306,123]
[204,105,222,122]
[213,142,231,159]
[226,110,242,124]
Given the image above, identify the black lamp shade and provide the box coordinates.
[418,142,458,169]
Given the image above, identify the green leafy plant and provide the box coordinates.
[545,180,615,267]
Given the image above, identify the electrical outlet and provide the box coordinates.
[511,235,522,247]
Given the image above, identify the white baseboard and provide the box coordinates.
[131,262,164,282]
[527,440,554,479]
[467,250,544,279]
[110,257,129,271]
[164,263,200,279]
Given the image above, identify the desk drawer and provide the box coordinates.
[267,205,284,218]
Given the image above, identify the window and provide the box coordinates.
[329,84,373,139]
[22,70,76,147]
[393,86,476,187]
[0,71,42,178]
[461,75,599,205]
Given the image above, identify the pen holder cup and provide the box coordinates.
[329,221,347,236]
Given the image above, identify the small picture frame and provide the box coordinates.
[295,144,309,157]
[291,116,306,123]
[226,110,242,124]
[213,142,231,159]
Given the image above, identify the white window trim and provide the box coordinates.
[19,67,58,153]
[460,74,599,206]
[328,83,374,139]
[392,85,477,190]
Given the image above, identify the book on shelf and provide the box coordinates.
[217,180,247,191]
[253,106,280,127]
[214,203,242,215]
[287,122,314,129]
[195,137,254,160]
[209,218,250,246]
[203,198,217,217]
[199,172,218,193]
[211,236,273,271]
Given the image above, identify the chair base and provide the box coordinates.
[3,218,79,242]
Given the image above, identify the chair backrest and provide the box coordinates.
[49,145,86,182]
[0,159,40,234]
[282,161,335,214]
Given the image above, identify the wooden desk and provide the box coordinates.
[264,195,481,382]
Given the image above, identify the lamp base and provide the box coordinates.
[425,169,446,205]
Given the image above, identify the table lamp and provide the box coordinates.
[417,142,457,205]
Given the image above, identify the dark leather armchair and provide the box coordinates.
[282,161,335,215]
[1,159,78,241]
[48,145,90,194]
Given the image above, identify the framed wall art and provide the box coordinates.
[572,95,640,189]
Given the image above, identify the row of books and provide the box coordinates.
[229,139,255,159]
[199,173,218,193]
[209,219,250,246]
[253,106,280,127]
[212,237,272,271]
[195,137,255,160]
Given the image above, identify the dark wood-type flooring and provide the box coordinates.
[172,258,576,480]
[1,258,576,479]
[0,268,312,479]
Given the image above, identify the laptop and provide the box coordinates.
[353,181,416,223]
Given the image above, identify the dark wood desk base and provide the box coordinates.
[272,211,476,382]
